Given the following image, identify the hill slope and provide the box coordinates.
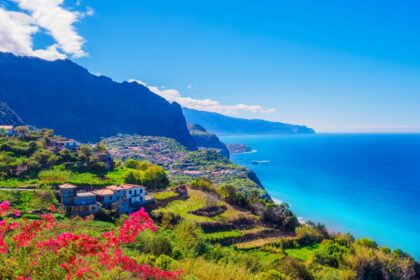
[0,102,24,126]
[188,123,230,158]
[183,108,315,135]
[0,52,197,149]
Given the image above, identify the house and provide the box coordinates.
[58,184,78,205]
[0,125,14,136]
[106,185,125,200]
[61,140,80,150]
[120,184,146,205]
[58,183,149,216]
[93,188,116,207]
[58,184,99,216]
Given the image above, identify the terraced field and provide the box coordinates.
[153,188,258,224]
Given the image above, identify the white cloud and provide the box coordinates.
[129,79,276,116]
[86,6,94,17]
[0,9,38,55]
[0,0,88,60]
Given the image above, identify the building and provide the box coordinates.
[106,185,125,200]
[0,125,14,136]
[58,184,100,216]
[120,184,146,204]
[58,184,78,205]
[60,140,80,151]
[58,183,148,216]
[93,188,116,208]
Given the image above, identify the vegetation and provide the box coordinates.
[0,128,418,279]
[0,127,112,187]
[0,129,168,191]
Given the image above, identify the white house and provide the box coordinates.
[106,185,125,200]
[0,125,14,136]
[120,184,146,204]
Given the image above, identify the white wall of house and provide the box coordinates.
[125,187,145,204]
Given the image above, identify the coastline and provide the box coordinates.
[222,134,420,260]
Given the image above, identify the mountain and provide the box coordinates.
[187,124,230,158]
[183,108,315,135]
[0,102,24,126]
[0,52,197,150]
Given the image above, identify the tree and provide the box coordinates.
[312,240,349,268]
[143,165,169,190]
[125,170,143,185]
[14,126,29,137]
[259,270,290,280]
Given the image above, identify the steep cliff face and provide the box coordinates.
[0,53,197,149]
[0,102,24,126]
[183,108,315,135]
[188,124,230,158]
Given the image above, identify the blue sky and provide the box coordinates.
[1,0,420,132]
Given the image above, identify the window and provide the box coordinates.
[140,189,143,193]
[129,190,132,194]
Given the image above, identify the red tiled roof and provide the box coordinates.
[120,184,145,190]
[93,189,114,196]
[58,184,77,189]
[106,185,124,191]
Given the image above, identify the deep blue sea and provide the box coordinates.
[221,134,420,259]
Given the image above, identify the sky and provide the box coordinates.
[1,0,420,132]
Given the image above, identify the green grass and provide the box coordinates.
[204,230,242,242]
[154,190,179,201]
[68,167,130,186]
[154,189,257,224]
[153,189,213,223]
[235,237,287,250]
[285,243,320,260]
[0,190,58,211]
[0,178,39,188]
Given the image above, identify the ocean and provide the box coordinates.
[221,134,420,259]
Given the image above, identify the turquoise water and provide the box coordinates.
[221,134,420,259]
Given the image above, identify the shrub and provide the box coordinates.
[191,178,218,194]
[311,240,349,268]
[0,201,181,279]
[355,238,378,249]
[155,254,177,270]
[38,169,72,184]
[295,225,324,246]
[259,270,290,280]
[175,221,206,257]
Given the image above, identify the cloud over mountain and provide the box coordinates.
[129,80,276,116]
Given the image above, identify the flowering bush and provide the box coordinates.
[0,201,181,279]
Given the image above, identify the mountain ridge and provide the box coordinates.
[183,108,315,135]
[188,123,230,158]
[0,52,197,150]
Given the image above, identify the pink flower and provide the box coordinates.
[0,234,7,254]
[14,210,21,217]
[0,201,11,216]
[49,204,57,213]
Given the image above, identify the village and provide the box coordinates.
[104,134,253,185]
